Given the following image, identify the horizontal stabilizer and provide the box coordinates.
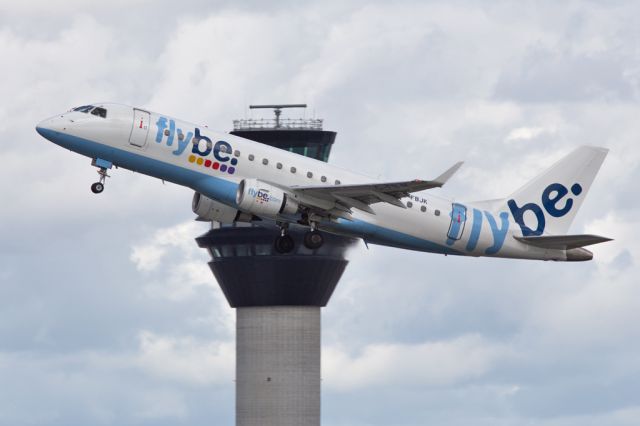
[514,234,612,250]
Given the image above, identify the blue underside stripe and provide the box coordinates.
[41,129,458,255]
[41,129,238,206]
[325,219,459,255]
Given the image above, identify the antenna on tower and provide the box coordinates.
[249,104,307,128]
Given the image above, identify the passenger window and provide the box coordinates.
[91,107,107,118]
[407,201,413,208]
[420,205,427,213]
[234,150,240,157]
[307,171,313,178]
[435,209,440,216]
[290,166,296,173]
[321,176,327,183]
[277,163,283,169]
[335,180,341,185]
[262,158,268,165]
[248,154,255,161]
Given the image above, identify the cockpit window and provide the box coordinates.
[73,105,94,113]
[91,107,107,118]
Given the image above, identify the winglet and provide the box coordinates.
[433,161,464,186]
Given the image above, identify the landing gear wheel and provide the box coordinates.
[303,230,324,249]
[274,234,295,254]
[91,182,104,194]
[90,164,110,194]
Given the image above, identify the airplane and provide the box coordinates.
[36,103,612,261]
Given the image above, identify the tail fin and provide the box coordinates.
[504,146,608,236]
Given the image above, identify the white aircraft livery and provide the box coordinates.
[36,103,612,261]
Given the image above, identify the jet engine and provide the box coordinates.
[236,178,299,218]
[192,192,247,224]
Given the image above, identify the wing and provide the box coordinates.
[290,161,463,215]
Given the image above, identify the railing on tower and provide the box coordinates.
[233,104,323,131]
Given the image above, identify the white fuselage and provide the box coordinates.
[36,103,571,261]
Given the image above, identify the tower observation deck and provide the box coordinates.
[196,104,355,426]
[231,104,336,162]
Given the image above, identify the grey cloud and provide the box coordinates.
[494,47,636,103]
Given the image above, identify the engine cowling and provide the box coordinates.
[236,178,299,218]
[192,192,241,224]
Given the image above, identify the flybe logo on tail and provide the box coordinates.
[508,182,583,236]
[155,117,237,175]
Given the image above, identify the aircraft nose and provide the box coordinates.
[35,118,52,137]
[36,116,64,139]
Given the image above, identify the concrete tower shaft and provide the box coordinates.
[236,307,320,426]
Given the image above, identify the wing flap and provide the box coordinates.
[514,234,613,250]
[333,194,376,215]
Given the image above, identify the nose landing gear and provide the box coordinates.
[91,167,109,194]
[90,158,112,194]
[91,181,104,194]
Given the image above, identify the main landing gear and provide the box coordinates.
[91,167,109,194]
[273,222,326,254]
[303,229,324,250]
[275,224,295,254]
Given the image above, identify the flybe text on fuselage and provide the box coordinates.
[155,117,238,175]
[443,205,510,255]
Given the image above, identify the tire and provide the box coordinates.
[91,182,104,194]
[274,234,295,254]
[303,230,324,249]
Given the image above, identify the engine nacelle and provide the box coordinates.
[236,178,299,218]
[192,192,242,224]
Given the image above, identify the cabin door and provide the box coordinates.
[129,109,150,147]
[447,203,467,241]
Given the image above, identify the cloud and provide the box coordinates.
[136,330,234,386]
[506,126,555,143]
[323,334,509,390]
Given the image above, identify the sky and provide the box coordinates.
[1,1,639,425]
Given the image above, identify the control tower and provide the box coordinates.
[196,105,355,426]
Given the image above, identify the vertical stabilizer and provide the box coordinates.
[505,146,608,236]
